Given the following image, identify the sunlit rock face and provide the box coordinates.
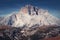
[0,5,60,28]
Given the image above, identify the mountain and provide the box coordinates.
[0,25,60,40]
[0,5,60,28]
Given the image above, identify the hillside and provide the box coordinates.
[0,25,60,40]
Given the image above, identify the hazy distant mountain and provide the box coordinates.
[0,5,60,28]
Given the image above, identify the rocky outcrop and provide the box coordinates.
[0,25,60,40]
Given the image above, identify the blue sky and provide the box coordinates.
[0,0,60,18]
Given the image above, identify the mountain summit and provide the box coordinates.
[0,5,60,27]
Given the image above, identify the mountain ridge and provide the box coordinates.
[0,5,60,28]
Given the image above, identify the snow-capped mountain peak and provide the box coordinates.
[0,5,60,28]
